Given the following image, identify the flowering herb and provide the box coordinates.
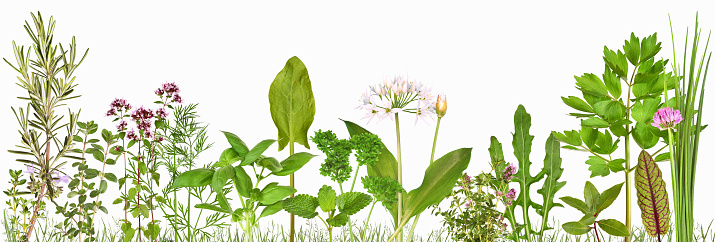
[5,12,87,240]
[432,171,511,242]
[111,82,182,242]
[53,121,119,242]
[651,107,683,130]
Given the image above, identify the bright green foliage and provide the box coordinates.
[174,131,315,242]
[312,130,353,183]
[635,150,670,238]
[318,185,337,212]
[361,176,404,210]
[336,192,372,215]
[283,194,319,219]
[268,56,316,151]
[560,181,629,237]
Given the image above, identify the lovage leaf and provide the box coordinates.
[561,96,594,113]
[575,73,609,97]
[603,47,629,79]
[268,56,316,151]
[634,150,670,237]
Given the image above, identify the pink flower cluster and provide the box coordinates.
[652,107,683,130]
[502,163,517,181]
[155,82,182,104]
[106,98,132,117]
[496,188,517,205]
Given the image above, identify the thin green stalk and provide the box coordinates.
[395,113,403,242]
[624,67,635,242]
[361,201,377,242]
[290,141,295,242]
[406,116,442,241]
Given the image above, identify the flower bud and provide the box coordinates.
[436,93,447,117]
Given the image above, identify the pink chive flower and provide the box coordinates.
[502,163,517,180]
[652,107,683,130]
[358,75,439,125]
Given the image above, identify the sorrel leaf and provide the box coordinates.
[399,148,471,228]
[634,150,669,236]
[268,56,316,151]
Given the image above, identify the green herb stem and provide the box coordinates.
[395,113,403,242]
[406,116,442,240]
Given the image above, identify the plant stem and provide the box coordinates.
[405,116,442,241]
[395,113,403,242]
[624,72,634,242]
[594,223,601,242]
[290,141,295,242]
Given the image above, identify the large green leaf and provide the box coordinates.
[596,182,623,213]
[242,139,277,166]
[259,201,283,219]
[212,166,235,211]
[584,181,600,214]
[535,134,566,230]
[268,56,316,151]
[400,148,471,228]
[173,168,214,188]
[634,150,670,236]
[272,152,317,176]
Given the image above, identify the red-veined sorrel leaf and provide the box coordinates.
[635,150,669,237]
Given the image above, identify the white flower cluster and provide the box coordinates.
[357,75,440,124]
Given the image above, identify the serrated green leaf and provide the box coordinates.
[608,159,626,173]
[603,66,622,99]
[327,213,349,227]
[603,47,629,79]
[632,122,659,149]
[631,98,661,124]
[552,130,582,147]
[575,73,609,96]
[282,194,319,219]
[318,185,336,212]
[624,33,641,65]
[594,100,626,122]
[268,56,316,151]
[639,33,661,63]
[561,96,594,113]
[336,192,371,215]
[634,150,669,236]
[585,156,610,178]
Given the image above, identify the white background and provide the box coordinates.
[1,1,714,239]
